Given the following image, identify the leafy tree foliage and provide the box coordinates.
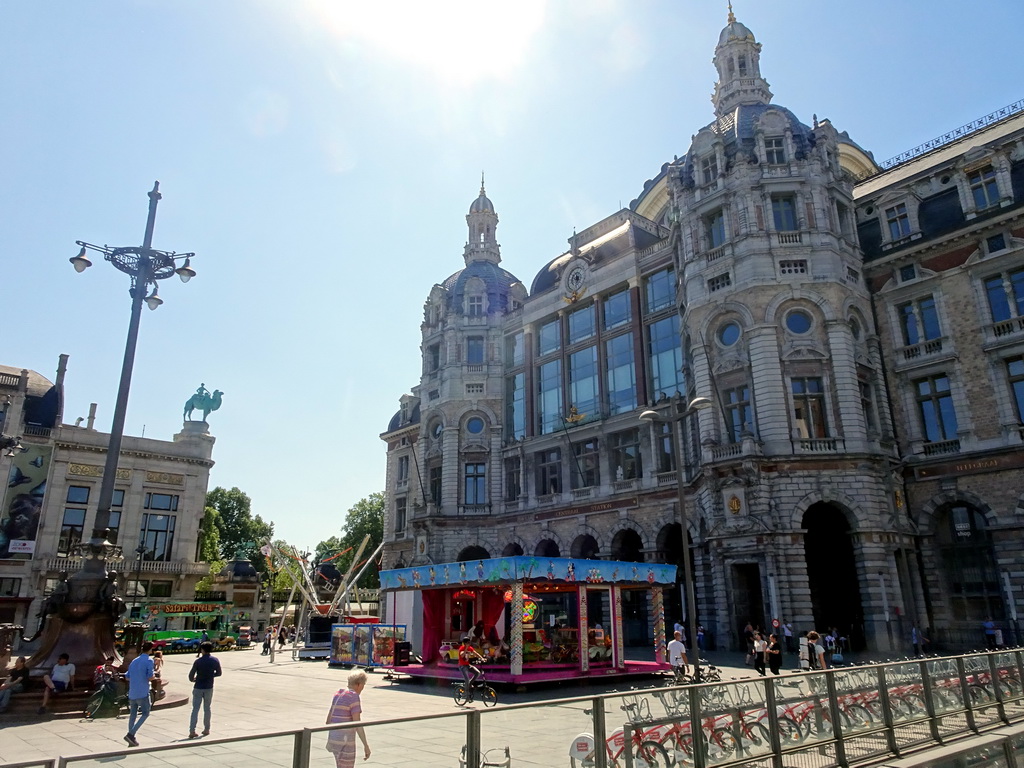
[205,486,274,573]
[313,492,383,589]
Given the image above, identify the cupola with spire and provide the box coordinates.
[712,3,773,117]
[464,173,501,265]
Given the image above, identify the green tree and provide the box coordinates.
[314,492,383,589]
[205,486,274,571]
[193,506,225,592]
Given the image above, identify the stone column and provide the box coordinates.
[747,326,789,447]
[826,319,866,442]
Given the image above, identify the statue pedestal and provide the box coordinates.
[179,420,210,435]
[27,608,118,687]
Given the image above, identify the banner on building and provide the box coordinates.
[0,444,51,559]
[145,602,233,619]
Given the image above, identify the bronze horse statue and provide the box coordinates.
[183,389,223,422]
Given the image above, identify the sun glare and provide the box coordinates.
[307,0,546,85]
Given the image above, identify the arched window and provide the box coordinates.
[936,504,1003,622]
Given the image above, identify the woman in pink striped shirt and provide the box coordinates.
[325,671,371,767]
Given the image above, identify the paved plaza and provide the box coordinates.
[0,648,755,767]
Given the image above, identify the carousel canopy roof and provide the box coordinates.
[380,556,676,591]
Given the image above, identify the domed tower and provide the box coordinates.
[654,9,903,651]
[381,182,526,568]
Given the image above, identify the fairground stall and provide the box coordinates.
[379,556,675,684]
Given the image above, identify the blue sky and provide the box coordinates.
[3,1,1023,550]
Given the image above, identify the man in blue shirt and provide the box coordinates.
[188,641,223,738]
[124,641,155,746]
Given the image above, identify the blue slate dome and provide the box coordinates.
[442,260,521,315]
[718,19,755,45]
[469,190,495,214]
[386,401,420,433]
[530,252,573,296]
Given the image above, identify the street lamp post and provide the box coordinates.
[27,183,196,679]
[129,544,148,621]
[640,395,712,681]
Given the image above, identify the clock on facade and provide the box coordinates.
[566,266,586,292]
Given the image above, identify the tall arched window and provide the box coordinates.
[936,504,1003,622]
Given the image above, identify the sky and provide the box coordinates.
[3,1,1023,551]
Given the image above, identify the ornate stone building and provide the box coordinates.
[0,356,214,635]
[855,109,1024,647]
[381,12,1024,651]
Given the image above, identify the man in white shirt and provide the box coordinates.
[39,653,75,713]
[667,630,688,678]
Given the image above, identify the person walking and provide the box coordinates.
[124,641,155,746]
[325,670,371,768]
[782,621,795,654]
[188,641,222,738]
[667,630,689,679]
[752,632,767,676]
[766,633,783,675]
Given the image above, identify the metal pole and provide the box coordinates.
[671,409,700,681]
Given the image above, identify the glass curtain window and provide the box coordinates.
[603,291,631,330]
[538,320,561,356]
[644,268,675,313]
[655,422,674,473]
[572,439,600,489]
[605,335,637,415]
[648,315,684,399]
[609,429,642,480]
[569,346,599,418]
[791,377,829,438]
[723,385,753,443]
[140,514,176,561]
[505,373,526,439]
[537,360,563,435]
[505,332,524,367]
[464,463,486,505]
[568,305,596,344]
[915,375,958,442]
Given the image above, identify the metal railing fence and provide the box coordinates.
[15,648,1024,768]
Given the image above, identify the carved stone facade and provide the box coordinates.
[856,111,1024,647]
[381,12,1024,652]
[0,356,215,635]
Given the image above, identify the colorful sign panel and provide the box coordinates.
[0,444,51,559]
[380,556,677,591]
[145,602,232,619]
[330,624,406,667]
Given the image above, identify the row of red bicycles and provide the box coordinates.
[566,654,1023,768]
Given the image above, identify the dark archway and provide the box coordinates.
[655,522,690,632]
[501,542,524,557]
[803,503,865,649]
[535,539,560,557]
[571,534,600,559]
[611,528,644,562]
[456,545,490,561]
[935,504,1003,623]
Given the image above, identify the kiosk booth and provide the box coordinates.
[380,556,674,684]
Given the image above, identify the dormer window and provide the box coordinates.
[467,295,484,316]
[968,166,1000,211]
[764,137,786,165]
[886,203,911,241]
[701,155,718,185]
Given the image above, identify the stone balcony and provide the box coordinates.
[39,558,210,576]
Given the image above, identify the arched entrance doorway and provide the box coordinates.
[610,529,644,562]
[501,542,524,557]
[457,545,490,561]
[571,534,599,559]
[656,523,686,631]
[610,528,647,645]
[535,539,560,557]
[803,503,865,648]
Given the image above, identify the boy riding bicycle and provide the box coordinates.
[458,635,485,687]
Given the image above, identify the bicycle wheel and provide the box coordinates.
[84,692,105,719]
[453,684,470,706]
[745,721,771,749]
[481,686,498,708]
[775,715,806,745]
[633,740,671,768]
